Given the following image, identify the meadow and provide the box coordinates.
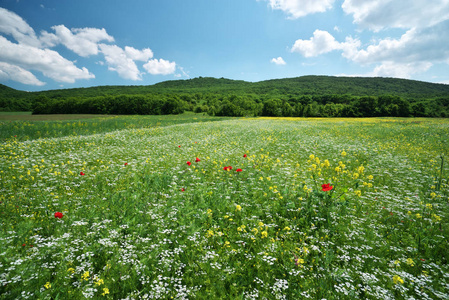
[0,115,448,299]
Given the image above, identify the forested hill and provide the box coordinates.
[1,76,449,117]
[2,76,449,99]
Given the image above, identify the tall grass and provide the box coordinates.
[0,117,448,299]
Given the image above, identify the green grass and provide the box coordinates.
[0,112,230,141]
[1,116,448,299]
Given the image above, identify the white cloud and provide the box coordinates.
[143,58,176,75]
[43,25,114,57]
[267,0,335,18]
[342,0,449,31]
[0,36,94,83]
[291,30,360,57]
[0,7,40,47]
[124,46,153,61]
[99,44,142,80]
[271,56,286,65]
[0,61,46,86]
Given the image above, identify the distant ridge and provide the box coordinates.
[1,75,449,100]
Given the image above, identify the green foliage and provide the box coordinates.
[1,75,449,117]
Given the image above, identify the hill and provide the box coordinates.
[1,76,448,117]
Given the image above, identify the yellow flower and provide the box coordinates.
[261,231,268,238]
[309,154,315,160]
[82,271,90,281]
[406,258,415,266]
[44,282,51,289]
[283,226,291,231]
[341,150,347,157]
[235,205,242,211]
[416,213,422,219]
[95,278,104,286]
[367,175,373,180]
[354,190,362,197]
[353,172,359,179]
[102,288,109,296]
[323,159,330,167]
[393,275,404,284]
[430,192,436,198]
[252,228,258,235]
[67,267,75,273]
[206,230,214,238]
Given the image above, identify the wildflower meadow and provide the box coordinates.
[1,116,448,299]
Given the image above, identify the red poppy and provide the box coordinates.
[80,172,85,176]
[243,154,247,158]
[187,161,191,166]
[236,168,243,172]
[181,188,185,192]
[124,163,128,166]
[195,157,201,162]
[224,166,233,171]
[22,243,26,247]
[321,183,333,192]
[178,145,181,148]
[54,212,64,219]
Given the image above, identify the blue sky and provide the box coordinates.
[1,0,449,91]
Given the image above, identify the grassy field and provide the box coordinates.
[1,115,448,299]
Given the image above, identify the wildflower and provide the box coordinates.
[283,226,291,231]
[186,161,191,166]
[235,205,242,211]
[178,145,181,148]
[393,275,404,284]
[82,271,90,281]
[430,192,436,198]
[195,157,201,162]
[406,258,415,266]
[252,228,258,235]
[261,231,268,238]
[44,282,51,289]
[367,175,374,180]
[80,171,85,175]
[309,154,315,160]
[67,268,75,273]
[341,150,347,156]
[416,213,422,219]
[236,168,243,172]
[95,278,104,286]
[224,166,232,171]
[206,230,214,238]
[321,183,333,192]
[354,190,362,197]
[124,163,128,166]
[295,258,305,265]
[22,243,26,247]
[102,288,109,296]
[54,212,64,219]
[181,188,185,192]
[243,154,247,157]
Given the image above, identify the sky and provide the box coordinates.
[0,0,449,91]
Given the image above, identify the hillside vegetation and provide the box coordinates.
[1,76,448,117]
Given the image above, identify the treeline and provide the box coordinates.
[32,94,194,115]
[30,93,449,117]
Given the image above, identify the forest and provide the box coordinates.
[1,75,448,117]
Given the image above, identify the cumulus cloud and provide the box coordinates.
[271,57,286,65]
[293,19,449,79]
[342,0,449,31]
[41,25,115,56]
[0,7,40,47]
[0,61,46,86]
[124,46,153,61]
[143,58,176,75]
[267,0,335,18]
[0,36,94,83]
[99,44,142,80]
[291,30,360,57]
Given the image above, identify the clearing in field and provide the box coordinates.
[0,116,448,299]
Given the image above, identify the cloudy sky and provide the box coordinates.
[0,0,448,91]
